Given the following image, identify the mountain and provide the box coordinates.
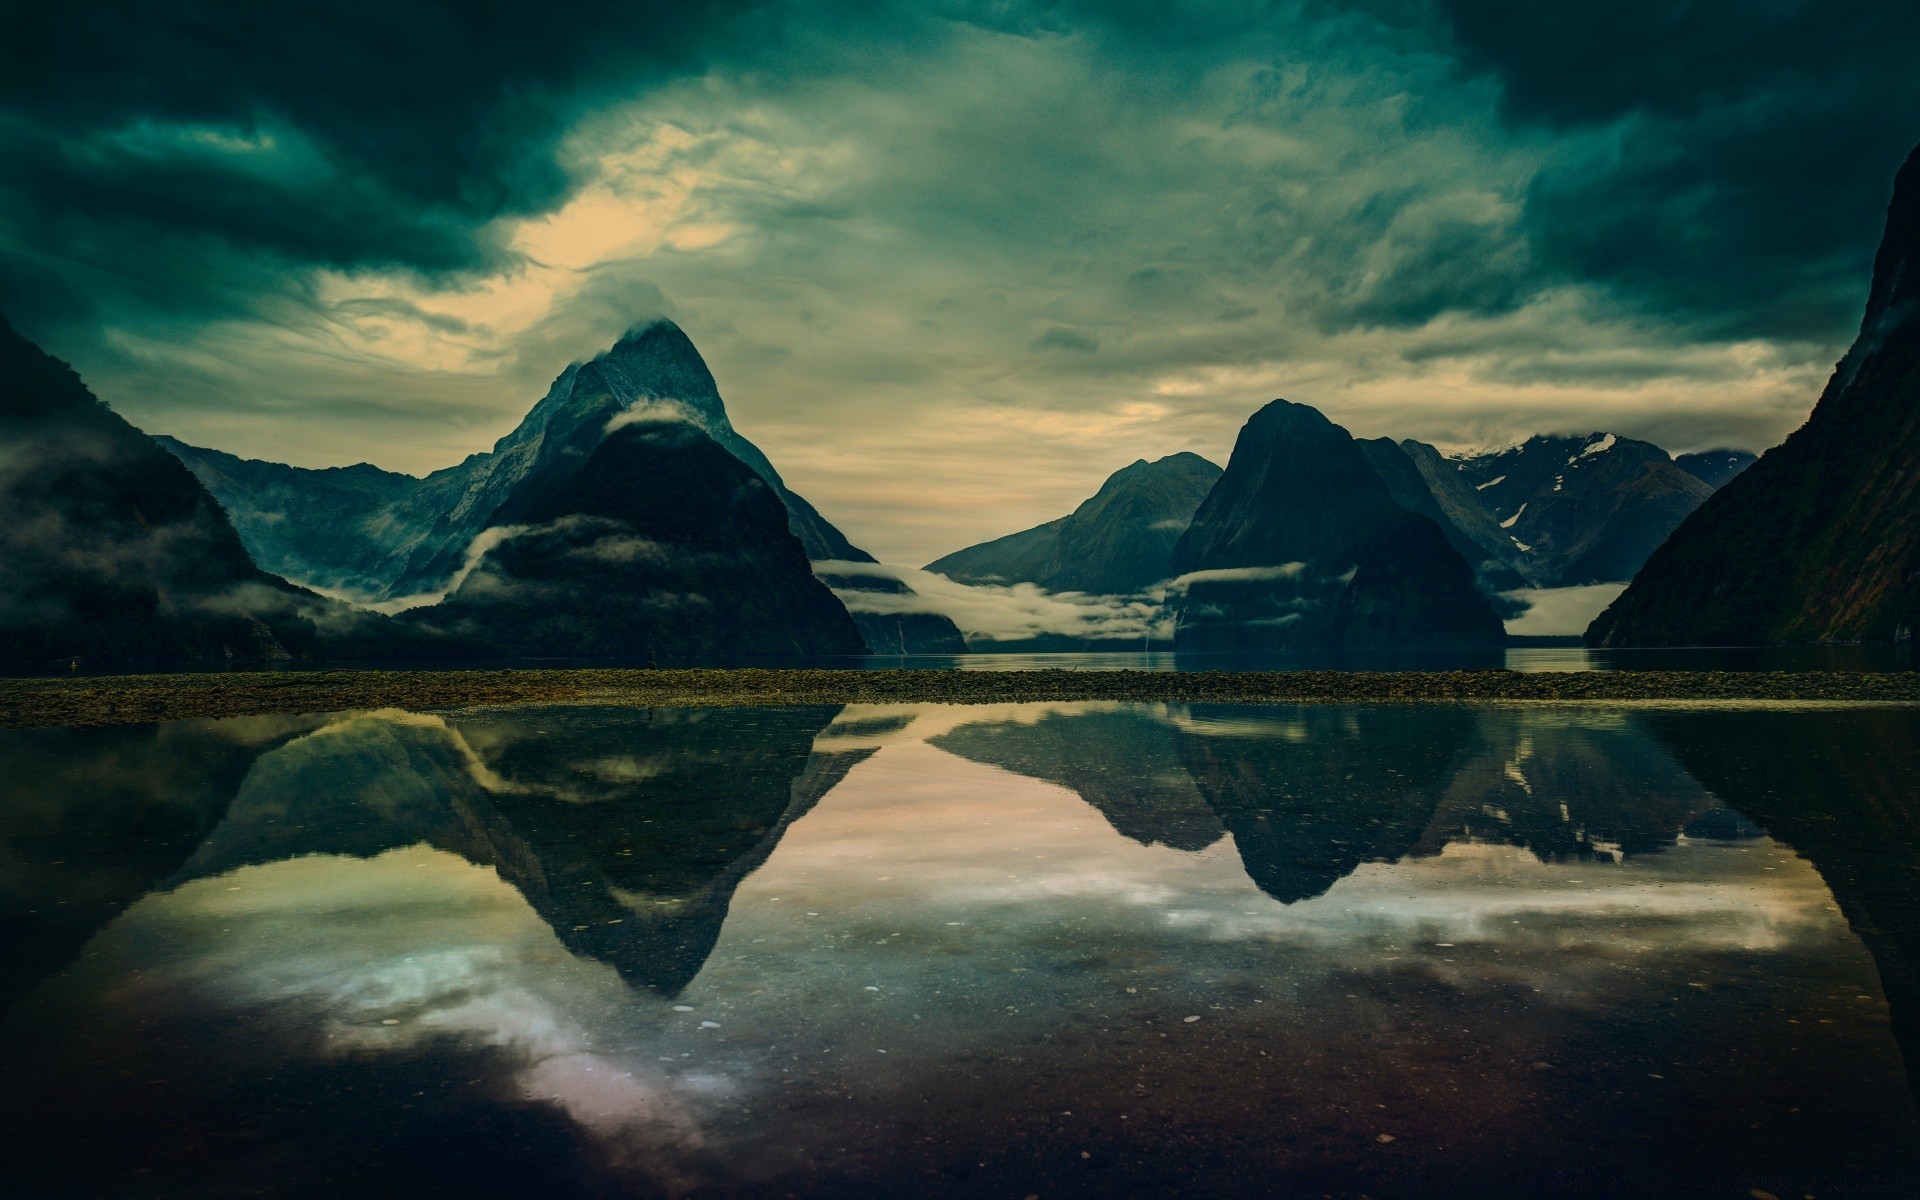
[1588,143,1920,645]
[1167,400,1507,651]
[151,438,419,594]
[1355,438,1528,597]
[163,321,965,654]
[1432,433,1715,587]
[1674,449,1758,489]
[403,414,866,658]
[924,453,1223,595]
[0,314,421,666]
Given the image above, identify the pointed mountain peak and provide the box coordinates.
[592,318,720,403]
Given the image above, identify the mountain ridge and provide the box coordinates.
[925,452,1222,596]
[1588,141,1920,646]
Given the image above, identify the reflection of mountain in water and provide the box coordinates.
[0,716,321,1013]
[1650,709,1920,1103]
[1171,706,1473,902]
[449,707,869,995]
[172,705,860,997]
[933,705,1735,906]
[1412,713,1720,864]
[930,708,1225,851]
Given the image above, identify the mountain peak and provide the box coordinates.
[593,318,720,403]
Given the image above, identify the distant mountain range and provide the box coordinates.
[40,168,1911,663]
[925,402,1751,649]
[1589,142,1920,646]
[162,321,963,658]
[1434,433,1718,587]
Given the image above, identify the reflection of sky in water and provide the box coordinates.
[5,702,1918,1196]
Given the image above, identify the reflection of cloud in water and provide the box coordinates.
[739,739,1840,974]
[12,700,1912,1195]
[101,846,715,1179]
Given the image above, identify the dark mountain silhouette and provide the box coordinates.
[402,417,865,658]
[1589,143,1920,646]
[1167,400,1506,651]
[163,321,964,654]
[1355,438,1528,602]
[0,315,427,666]
[925,453,1222,596]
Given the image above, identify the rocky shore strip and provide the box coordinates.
[4,667,1920,728]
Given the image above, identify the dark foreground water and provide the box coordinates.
[4,703,1920,1198]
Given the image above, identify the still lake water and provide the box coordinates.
[4,702,1920,1198]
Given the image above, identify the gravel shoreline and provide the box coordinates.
[4,667,1920,728]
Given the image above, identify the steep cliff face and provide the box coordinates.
[405,417,865,659]
[925,453,1222,595]
[1398,439,1541,585]
[162,320,964,654]
[1167,400,1506,651]
[1589,143,1920,646]
[0,315,414,666]
[1356,438,1527,596]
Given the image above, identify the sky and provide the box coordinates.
[3,2,1916,565]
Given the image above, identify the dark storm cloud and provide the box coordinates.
[1,1,1913,563]
[1426,0,1920,342]
[0,0,775,324]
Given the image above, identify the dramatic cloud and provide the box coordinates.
[3,2,1912,563]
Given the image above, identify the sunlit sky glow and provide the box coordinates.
[3,3,1915,563]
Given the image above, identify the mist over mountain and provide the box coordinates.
[1168,400,1507,651]
[917,397,1749,647]
[164,321,965,656]
[0,315,425,666]
[924,453,1221,596]
[404,415,864,659]
[1590,142,1920,646]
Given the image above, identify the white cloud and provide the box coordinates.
[1501,583,1628,637]
[817,560,1169,644]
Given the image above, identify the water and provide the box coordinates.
[4,702,1919,1197]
